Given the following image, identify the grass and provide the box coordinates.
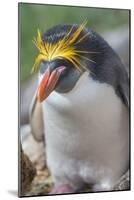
[19,3,129,82]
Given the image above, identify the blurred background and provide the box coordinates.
[19,3,130,196]
[20,3,129,82]
[20,3,129,125]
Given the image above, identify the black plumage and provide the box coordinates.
[42,24,129,106]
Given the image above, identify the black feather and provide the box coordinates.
[42,24,129,107]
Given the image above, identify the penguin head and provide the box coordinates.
[32,21,103,102]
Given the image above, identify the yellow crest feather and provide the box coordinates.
[31,20,95,73]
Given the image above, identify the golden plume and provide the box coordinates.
[31,19,96,73]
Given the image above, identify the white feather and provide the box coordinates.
[41,72,129,190]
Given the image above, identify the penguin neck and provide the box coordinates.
[42,70,128,152]
[43,71,90,105]
[42,71,123,113]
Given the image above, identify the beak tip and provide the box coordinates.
[37,66,64,103]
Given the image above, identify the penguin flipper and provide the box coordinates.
[29,90,44,142]
[117,66,129,108]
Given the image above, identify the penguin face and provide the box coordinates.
[38,59,81,102]
[32,21,129,106]
[32,21,92,102]
[32,21,111,103]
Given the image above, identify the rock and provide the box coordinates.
[113,170,130,191]
[20,125,52,196]
[26,174,53,196]
[19,145,36,196]
[103,27,129,71]
[20,74,38,125]
[21,124,46,170]
[79,171,130,193]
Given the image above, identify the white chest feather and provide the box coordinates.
[42,72,129,190]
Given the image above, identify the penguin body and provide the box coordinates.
[42,72,128,191]
[31,22,129,193]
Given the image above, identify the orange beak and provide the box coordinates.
[37,66,66,102]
